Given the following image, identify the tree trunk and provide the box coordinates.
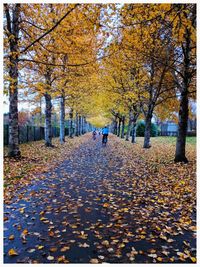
[86,121,89,133]
[44,92,53,147]
[6,4,21,157]
[121,116,125,138]
[125,111,133,141]
[117,117,121,137]
[174,88,189,163]
[75,112,79,136]
[131,121,137,143]
[8,80,20,157]
[113,115,118,135]
[60,93,65,144]
[79,115,82,135]
[143,113,152,148]
[82,116,85,134]
[69,109,73,138]
[39,97,42,126]
[174,27,191,163]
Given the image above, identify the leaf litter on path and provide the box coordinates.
[4,134,196,263]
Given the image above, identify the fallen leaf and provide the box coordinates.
[8,235,15,240]
[148,253,157,258]
[4,217,9,222]
[40,217,47,221]
[90,258,99,263]
[98,255,105,260]
[8,249,18,256]
[167,238,174,243]
[47,256,54,261]
[22,229,28,235]
[57,255,66,263]
[48,231,54,237]
[102,240,109,246]
[118,243,126,248]
[190,257,196,263]
[37,245,44,250]
[28,249,36,253]
[49,247,57,252]
[79,243,90,248]
[60,246,70,252]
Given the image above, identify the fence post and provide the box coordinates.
[40,126,42,140]
[7,124,9,145]
[4,125,9,146]
[18,126,20,144]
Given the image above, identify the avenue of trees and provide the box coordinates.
[4,4,196,163]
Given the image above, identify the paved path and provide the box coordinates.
[4,135,196,263]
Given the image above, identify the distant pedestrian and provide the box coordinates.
[92,130,97,140]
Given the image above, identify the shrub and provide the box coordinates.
[151,123,158,137]
[136,120,159,137]
[136,121,145,137]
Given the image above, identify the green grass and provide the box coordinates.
[156,136,196,145]
[186,136,197,145]
[122,135,196,146]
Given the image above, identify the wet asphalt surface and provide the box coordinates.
[4,135,196,263]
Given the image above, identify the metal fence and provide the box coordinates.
[4,125,70,146]
[160,131,177,136]
[160,131,196,137]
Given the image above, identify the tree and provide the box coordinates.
[120,4,177,148]
[4,3,79,155]
[120,4,196,158]
[4,4,21,157]
[171,4,196,162]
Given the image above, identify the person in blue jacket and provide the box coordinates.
[102,126,109,145]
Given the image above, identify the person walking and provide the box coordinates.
[102,126,109,146]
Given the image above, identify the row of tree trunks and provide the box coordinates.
[45,98,88,144]
[70,111,87,137]
[114,112,152,145]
